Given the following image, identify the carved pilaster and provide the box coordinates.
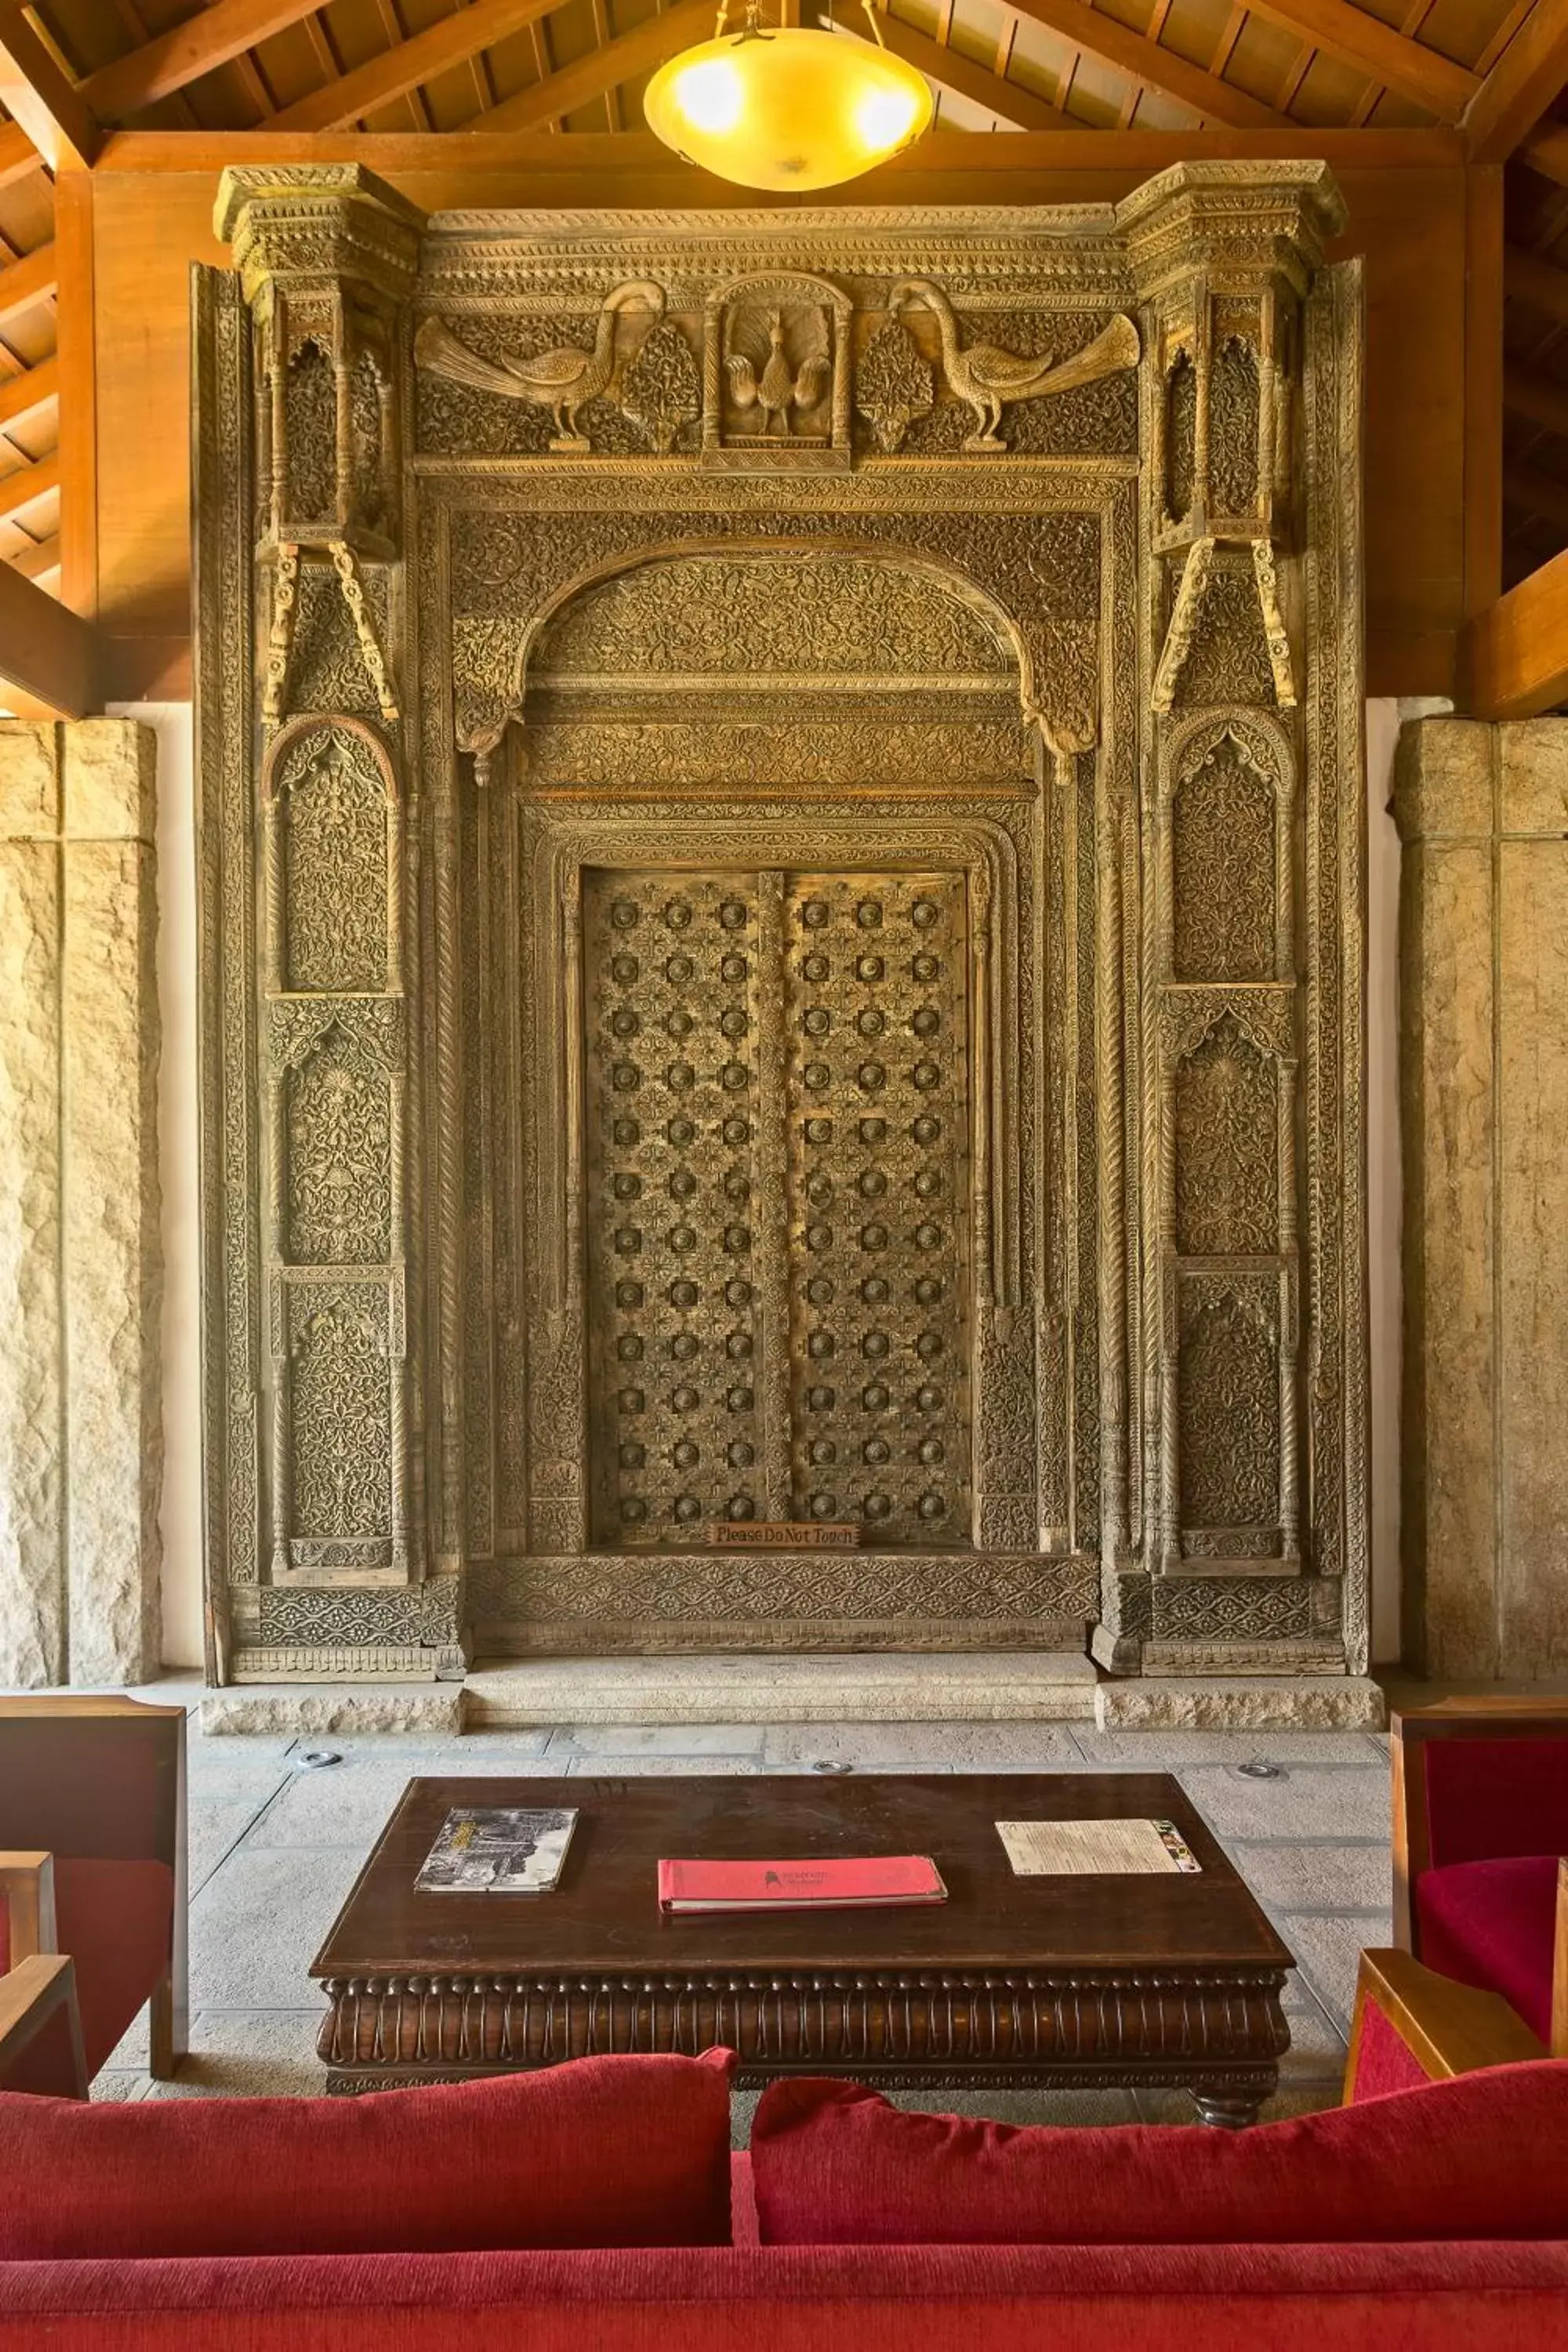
[1120,162,1354,1673]
[214,168,439,1670]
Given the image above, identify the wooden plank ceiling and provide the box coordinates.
[1,0,1567,605]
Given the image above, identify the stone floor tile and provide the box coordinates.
[1273,1911,1389,2034]
[246,1756,434,1848]
[1069,1730,1390,1769]
[1278,1980,1348,2084]
[550,1724,766,1757]
[1177,1763,1388,1842]
[145,2010,326,2100]
[1227,1840,1392,1915]
[567,1756,764,1776]
[89,2069,152,2103]
[1132,2084,1338,2125]
[760,1723,1086,1771]
[189,1845,365,2009]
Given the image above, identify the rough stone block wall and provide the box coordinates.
[1396,717,1568,1680]
[0,720,162,1686]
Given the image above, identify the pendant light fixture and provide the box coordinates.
[644,0,934,194]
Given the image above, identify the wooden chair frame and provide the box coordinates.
[0,1953,89,2100]
[0,1697,188,2079]
[1384,1700,1568,2070]
[1343,1947,1547,2100]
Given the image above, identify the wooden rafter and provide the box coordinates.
[1463,543,1568,718]
[1523,120,1568,183]
[477,0,717,133]
[1240,0,1477,120]
[1464,0,1568,162]
[9,532,59,579]
[0,5,102,169]
[1506,241,1568,325]
[1504,459,1568,531]
[852,11,1073,131]
[1504,358,1568,441]
[0,559,96,716]
[78,0,332,122]
[0,452,60,520]
[1002,0,1289,129]
[270,0,568,131]
[0,242,55,328]
[0,353,56,434]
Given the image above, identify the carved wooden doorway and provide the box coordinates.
[582,866,972,1551]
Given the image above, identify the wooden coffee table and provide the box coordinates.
[311,1771,1294,2123]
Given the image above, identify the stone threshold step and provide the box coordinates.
[465,1652,1099,1727]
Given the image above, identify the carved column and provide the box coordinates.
[1114,162,1364,1676]
[211,167,459,1681]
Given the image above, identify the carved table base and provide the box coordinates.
[317,1965,1288,2122]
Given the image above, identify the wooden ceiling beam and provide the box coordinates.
[477,0,716,132]
[89,122,1468,169]
[1462,543,1568,717]
[0,557,97,716]
[0,353,56,434]
[1504,357,1568,441]
[0,450,60,521]
[8,532,59,581]
[1238,0,1477,120]
[79,0,336,121]
[1505,241,1568,325]
[1001,0,1290,128]
[0,121,38,187]
[1463,0,1568,163]
[0,242,55,327]
[1503,458,1568,531]
[1522,119,1568,183]
[851,13,1074,130]
[270,0,566,131]
[0,4,102,169]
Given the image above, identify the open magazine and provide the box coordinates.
[415,1806,579,1894]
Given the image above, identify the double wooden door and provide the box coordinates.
[581,867,973,1550]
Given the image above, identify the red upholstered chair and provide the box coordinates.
[0,1697,187,2082]
[1342,1701,1568,2100]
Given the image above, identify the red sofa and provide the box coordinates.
[1,2050,1566,2347]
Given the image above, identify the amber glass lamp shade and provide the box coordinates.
[644,20,933,194]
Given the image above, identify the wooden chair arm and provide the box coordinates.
[1553,1857,1568,2060]
[0,1851,57,1965]
[1345,1947,1547,2102]
[0,1953,88,2098]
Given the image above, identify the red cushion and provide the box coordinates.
[0,2049,736,2259]
[749,2063,1568,2245]
[1348,1996,1432,2103]
[1423,1737,1568,1871]
[1416,1857,1559,2045]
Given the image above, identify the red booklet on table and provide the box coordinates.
[658,1856,947,1914]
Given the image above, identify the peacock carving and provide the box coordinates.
[890,280,1140,452]
[723,306,831,437]
[413,281,666,452]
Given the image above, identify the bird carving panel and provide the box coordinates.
[721,303,831,441]
[413,281,665,452]
[890,281,1140,453]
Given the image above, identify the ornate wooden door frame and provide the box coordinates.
[194,164,1367,1683]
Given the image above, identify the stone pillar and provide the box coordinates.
[0,720,162,1686]
[1397,716,1568,1679]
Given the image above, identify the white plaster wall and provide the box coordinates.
[134,697,1410,1675]
[112,703,204,1670]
